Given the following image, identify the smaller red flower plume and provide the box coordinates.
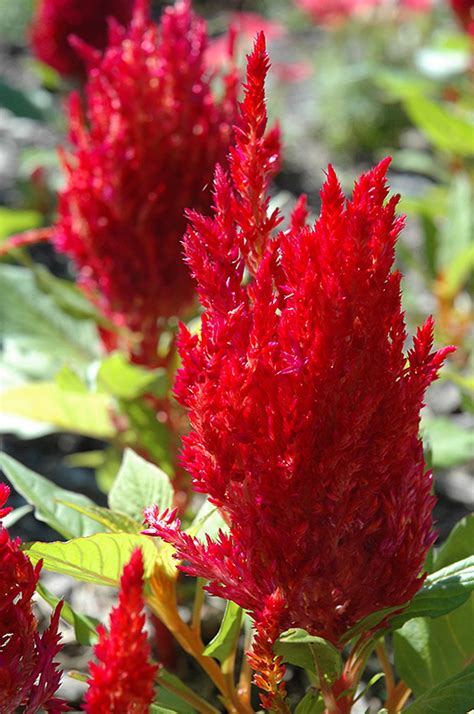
[54,0,240,366]
[144,34,455,706]
[0,484,67,713]
[84,548,158,713]
[449,0,474,35]
[30,0,134,78]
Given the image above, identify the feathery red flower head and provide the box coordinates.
[54,0,240,366]
[30,0,134,78]
[449,0,474,35]
[144,34,454,703]
[0,484,67,713]
[84,548,158,713]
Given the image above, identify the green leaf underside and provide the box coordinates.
[36,582,99,646]
[402,663,474,714]
[0,453,105,539]
[109,449,173,523]
[26,533,158,586]
[274,629,343,684]
[0,264,99,364]
[203,601,243,663]
[1,382,115,438]
[58,501,142,534]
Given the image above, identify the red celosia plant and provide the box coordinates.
[0,483,67,714]
[54,0,240,366]
[144,33,455,709]
[83,548,158,713]
[449,0,474,35]
[30,0,134,78]
[295,0,431,24]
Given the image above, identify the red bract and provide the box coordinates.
[144,34,454,705]
[84,548,158,713]
[30,0,134,78]
[54,0,239,366]
[0,485,67,714]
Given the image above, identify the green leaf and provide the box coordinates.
[150,706,178,714]
[1,382,116,438]
[187,498,228,543]
[26,533,158,586]
[36,582,99,646]
[97,352,167,399]
[0,78,45,120]
[390,557,474,628]
[274,629,343,683]
[295,689,324,714]
[156,670,205,713]
[121,400,172,471]
[1,504,32,528]
[434,515,474,571]
[59,501,142,534]
[203,601,243,663]
[0,265,100,364]
[402,663,474,714]
[0,453,105,539]
[0,207,42,242]
[34,265,107,323]
[422,418,474,469]
[394,517,474,695]
[344,556,474,644]
[403,95,474,157]
[109,449,173,522]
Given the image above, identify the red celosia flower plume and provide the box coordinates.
[144,34,455,706]
[84,548,158,713]
[54,0,240,366]
[449,0,474,35]
[30,0,134,78]
[0,484,67,713]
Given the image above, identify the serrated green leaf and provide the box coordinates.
[109,449,173,522]
[97,352,167,399]
[1,382,116,438]
[59,501,142,534]
[295,689,324,714]
[0,264,99,364]
[26,533,158,586]
[402,663,474,714]
[36,582,99,646]
[274,629,343,683]
[0,453,105,539]
[203,601,242,663]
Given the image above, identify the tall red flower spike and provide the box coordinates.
[84,548,158,713]
[0,484,67,714]
[54,0,242,366]
[449,0,474,35]
[144,34,455,706]
[30,0,134,78]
